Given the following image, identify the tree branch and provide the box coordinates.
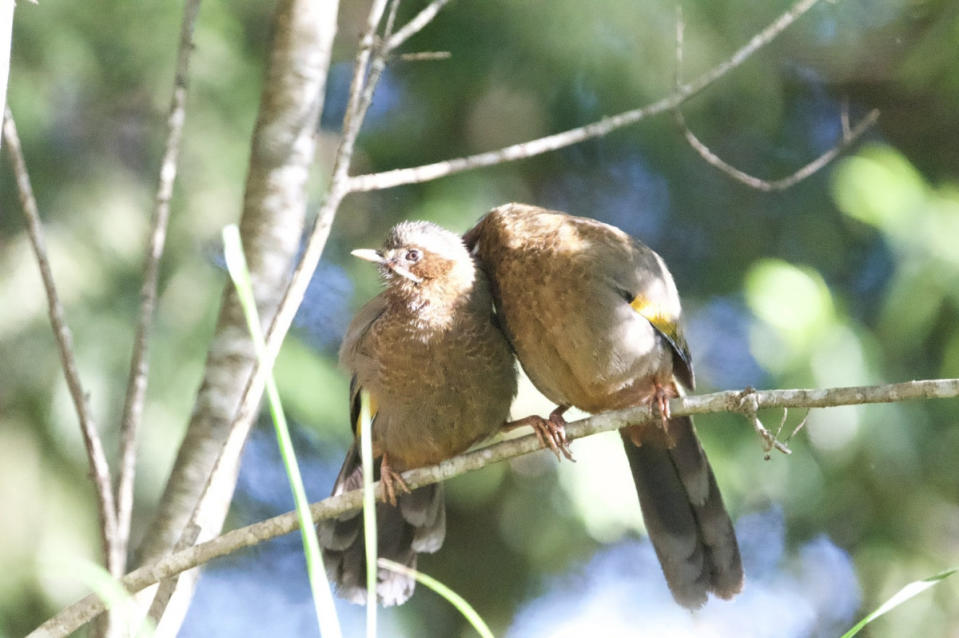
[0,0,14,151]
[28,378,959,638]
[132,0,340,634]
[673,105,879,191]
[385,0,452,50]
[672,6,880,192]
[115,0,202,580]
[345,0,824,193]
[3,108,119,573]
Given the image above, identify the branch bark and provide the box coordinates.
[132,0,340,633]
[3,108,120,575]
[28,378,959,638]
[115,0,202,580]
[0,0,14,151]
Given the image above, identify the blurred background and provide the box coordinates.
[3,0,959,636]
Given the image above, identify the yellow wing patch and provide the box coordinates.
[630,294,680,342]
[629,293,694,388]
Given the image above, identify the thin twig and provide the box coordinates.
[0,0,13,151]
[115,0,202,579]
[674,106,879,192]
[736,388,793,459]
[787,411,810,442]
[673,4,879,192]
[2,108,120,572]
[398,51,451,62]
[28,378,959,638]
[346,0,825,193]
[385,0,452,50]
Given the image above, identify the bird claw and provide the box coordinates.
[380,454,411,507]
[503,406,575,461]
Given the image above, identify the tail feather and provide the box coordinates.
[317,444,446,606]
[620,416,743,608]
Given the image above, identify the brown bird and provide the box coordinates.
[318,220,518,606]
[465,203,743,609]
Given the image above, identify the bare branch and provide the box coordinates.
[673,4,879,191]
[0,0,13,151]
[386,0,452,50]
[674,108,879,191]
[115,0,202,578]
[146,523,201,625]
[2,108,119,573]
[735,387,793,459]
[346,0,824,193]
[28,378,959,638]
[398,51,451,62]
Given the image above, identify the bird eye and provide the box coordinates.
[405,249,421,263]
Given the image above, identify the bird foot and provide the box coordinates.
[652,384,675,447]
[380,454,411,507]
[503,405,574,461]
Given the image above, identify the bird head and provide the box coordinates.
[352,221,477,304]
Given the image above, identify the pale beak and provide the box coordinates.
[351,248,385,263]
[351,248,423,283]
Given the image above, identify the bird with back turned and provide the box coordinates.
[465,202,744,609]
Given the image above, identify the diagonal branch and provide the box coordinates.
[346,0,824,193]
[0,0,13,151]
[385,0,452,50]
[672,6,880,192]
[2,108,119,573]
[115,0,202,578]
[28,378,959,638]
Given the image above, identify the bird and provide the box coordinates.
[317,220,518,606]
[464,202,743,609]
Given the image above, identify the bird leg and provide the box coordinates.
[502,405,574,461]
[652,383,675,447]
[379,453,411,507]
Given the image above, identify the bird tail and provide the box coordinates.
[619,415,743,608]
[316,442,446,606]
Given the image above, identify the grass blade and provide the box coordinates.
[222,224,342,638]
[378,558,494,638]
[359,389,378,638]
[841,568,957,638]
[44,557,156,638]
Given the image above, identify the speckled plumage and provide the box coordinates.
[466,203,743,609]
[318,221,517,606]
